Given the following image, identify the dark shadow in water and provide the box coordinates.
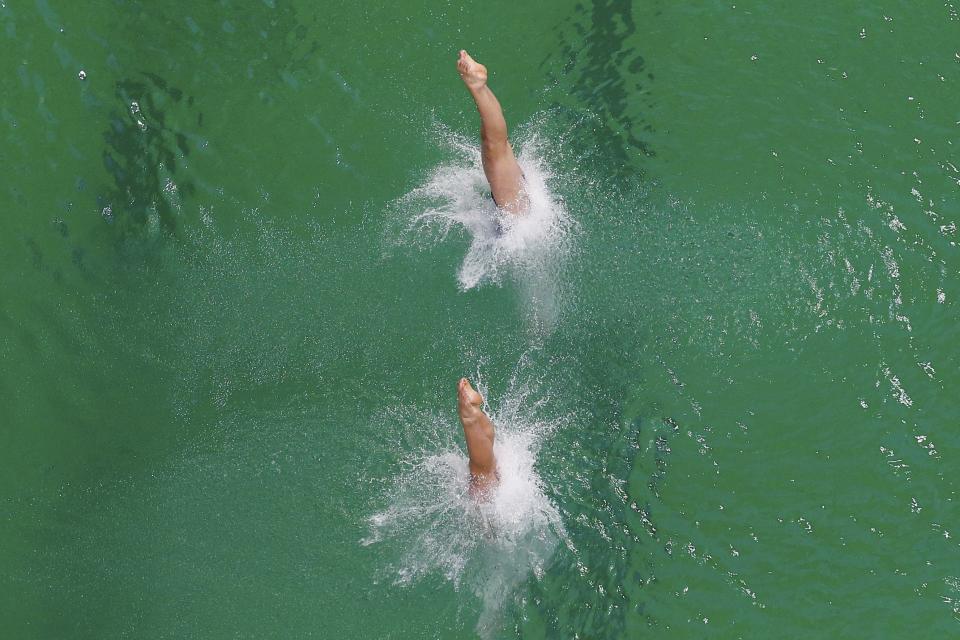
[548,0,655,179]
[93,0,319,239]
[517,319,674,635]
[99,73,196,235]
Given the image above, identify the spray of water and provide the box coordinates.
[362,374,568,636]
[388,121,574,332]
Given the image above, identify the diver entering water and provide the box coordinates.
[457,378,499,498]
[457,50,529,214]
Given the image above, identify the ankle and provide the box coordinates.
[459,403,483,421]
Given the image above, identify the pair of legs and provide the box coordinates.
[457,378,498,497]
[453,50,524,496]
[457,50,528,214]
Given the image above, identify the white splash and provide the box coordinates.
[389,122,574,332]
[362,380,567,636]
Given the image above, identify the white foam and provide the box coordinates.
[362,379,567,635]
[389,122,574,333]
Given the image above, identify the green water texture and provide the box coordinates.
[3,1,960,637]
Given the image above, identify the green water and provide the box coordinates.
[3,1,959,637]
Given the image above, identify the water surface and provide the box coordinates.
[2,1,959,637]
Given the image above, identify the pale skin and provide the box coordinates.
[457,377,498,497]
[457,50,528,214]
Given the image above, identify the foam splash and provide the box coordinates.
[362,380,567,635]
[390,122,574,332]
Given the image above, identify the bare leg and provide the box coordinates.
[457,50,528,214]
[457,378,498,497]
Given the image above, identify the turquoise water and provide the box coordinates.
[2,1,959,637]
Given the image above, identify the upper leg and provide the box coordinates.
[482,140,525,211]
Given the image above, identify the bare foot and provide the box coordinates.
[457,377,484,417]
[457,50,488,91]
[457,377,498,498]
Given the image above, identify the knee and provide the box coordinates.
[481,137,509,157]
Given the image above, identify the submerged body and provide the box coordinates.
[457,378,499,497]
[457,50,528,214]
